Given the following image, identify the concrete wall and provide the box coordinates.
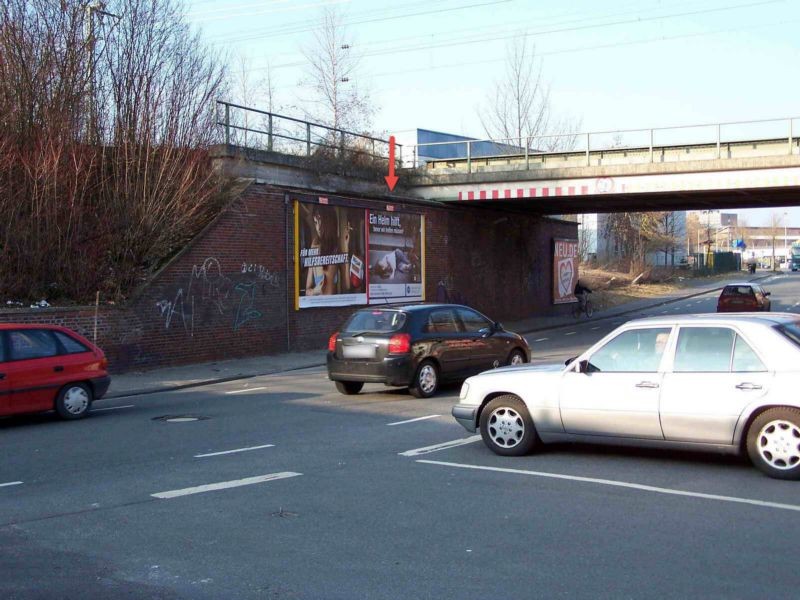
[0,182,576,371]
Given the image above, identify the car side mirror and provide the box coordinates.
[578,360,590,374]
[765,291,771,296]
[494,321,503,332]
[565,356,577,366]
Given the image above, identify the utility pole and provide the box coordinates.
[84,1,119,143]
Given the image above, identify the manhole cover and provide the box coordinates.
[152,415,209,423]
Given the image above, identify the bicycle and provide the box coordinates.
[572,295,594,319]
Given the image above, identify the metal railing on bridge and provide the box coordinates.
[215,100,400,164]
[409,116,800,173]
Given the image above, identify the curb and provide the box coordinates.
[516,274,773,335]
[105,274,774,399]
[105,361,324,399]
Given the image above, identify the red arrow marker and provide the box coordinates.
[385,135,399,192]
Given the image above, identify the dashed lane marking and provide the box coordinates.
[93,405,135,412]
[591,326,600,330]
[0,481,23,489]
[417,460,800,513]
[226,387,268,395]
[534,338,549,342]
[151,472,301,499]
[194,444,275,458]
[565,332,576,336]
[387,415,441,426]
[399,436,482,457]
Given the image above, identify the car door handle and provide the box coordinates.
[53,366,64,372]
[735,382,762,390]
[635,381,660,389]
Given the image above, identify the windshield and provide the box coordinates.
[342,310,407,333]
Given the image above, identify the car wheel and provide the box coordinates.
[507,349,526,366]
[746,407,800,480]
[585,300,594,318]
[479,395,537,456]
[55,383,92,420]
[409,360,439,398]
[335,381,364,395]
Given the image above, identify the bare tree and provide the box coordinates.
[479,36,579,150]
[0,0,227,302]
[301,7,374,132]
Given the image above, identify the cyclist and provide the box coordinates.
[574,280,592,312]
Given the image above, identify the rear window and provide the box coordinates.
[342,310,407,333]
[54,331,90,354]
[722,286,755,297]
[775,321,800,348]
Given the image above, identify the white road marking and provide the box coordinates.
[565,332,576,336]
[194,444,275,458]
[417,460,800,513]
[534,338,549,342]
[661,310,669,314]
[399,435,482,457]
[225,387,267,395]
[92,404,134,412]
[151,472,301,499]
[0,481,23,488]
[387,415,441,426]
[591,326,600,330]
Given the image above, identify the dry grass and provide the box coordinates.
[579,266,735,310]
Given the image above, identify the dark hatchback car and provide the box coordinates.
[717,283,771,312]
[326,304,530,398]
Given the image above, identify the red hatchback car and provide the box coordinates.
[0,325,110,419]
[717,283,772,312]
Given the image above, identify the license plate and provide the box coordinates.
[342,345,377,359]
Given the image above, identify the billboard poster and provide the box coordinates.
[367,211,425,304]
[295,200,367,309]
[553,238,578,304]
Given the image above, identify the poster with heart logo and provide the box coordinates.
[553,238,578,304]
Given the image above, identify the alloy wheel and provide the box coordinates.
[63,386,90,415]
[487,406,525,448]
[757,419,800,470]
[418,365,437,395]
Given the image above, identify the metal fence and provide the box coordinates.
[409,116,800,172]
[215,100,400,164]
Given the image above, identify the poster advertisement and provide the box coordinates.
[367,211,425,304]
[295,200,367,309]
[553,238,578,304]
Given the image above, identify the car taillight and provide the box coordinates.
[328,332,338,352]
[388,333,411,354]
[100,357,108,370]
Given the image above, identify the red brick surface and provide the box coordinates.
[0,183,576,371]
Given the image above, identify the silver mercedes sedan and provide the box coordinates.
[452,313,800,479]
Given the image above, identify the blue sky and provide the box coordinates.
[187,0,800,225]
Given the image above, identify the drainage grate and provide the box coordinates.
[152,415,210,423]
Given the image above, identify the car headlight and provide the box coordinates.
[459,382,470,400]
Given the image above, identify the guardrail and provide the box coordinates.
[409,116,800,172]
[215,100,400,163]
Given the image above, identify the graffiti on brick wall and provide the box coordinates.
[155,257,282,335]
[240,262,280,287]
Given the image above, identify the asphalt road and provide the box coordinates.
[2,273,799,599]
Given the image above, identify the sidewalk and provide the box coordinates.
[105,272,772,399]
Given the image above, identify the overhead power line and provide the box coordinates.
[246,0,785,73]
[208,0,513,45]
[366,17,799,88]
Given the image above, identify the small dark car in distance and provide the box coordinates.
[326,304,530,398]
[0,324,110,420]
[717,283,771,312]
